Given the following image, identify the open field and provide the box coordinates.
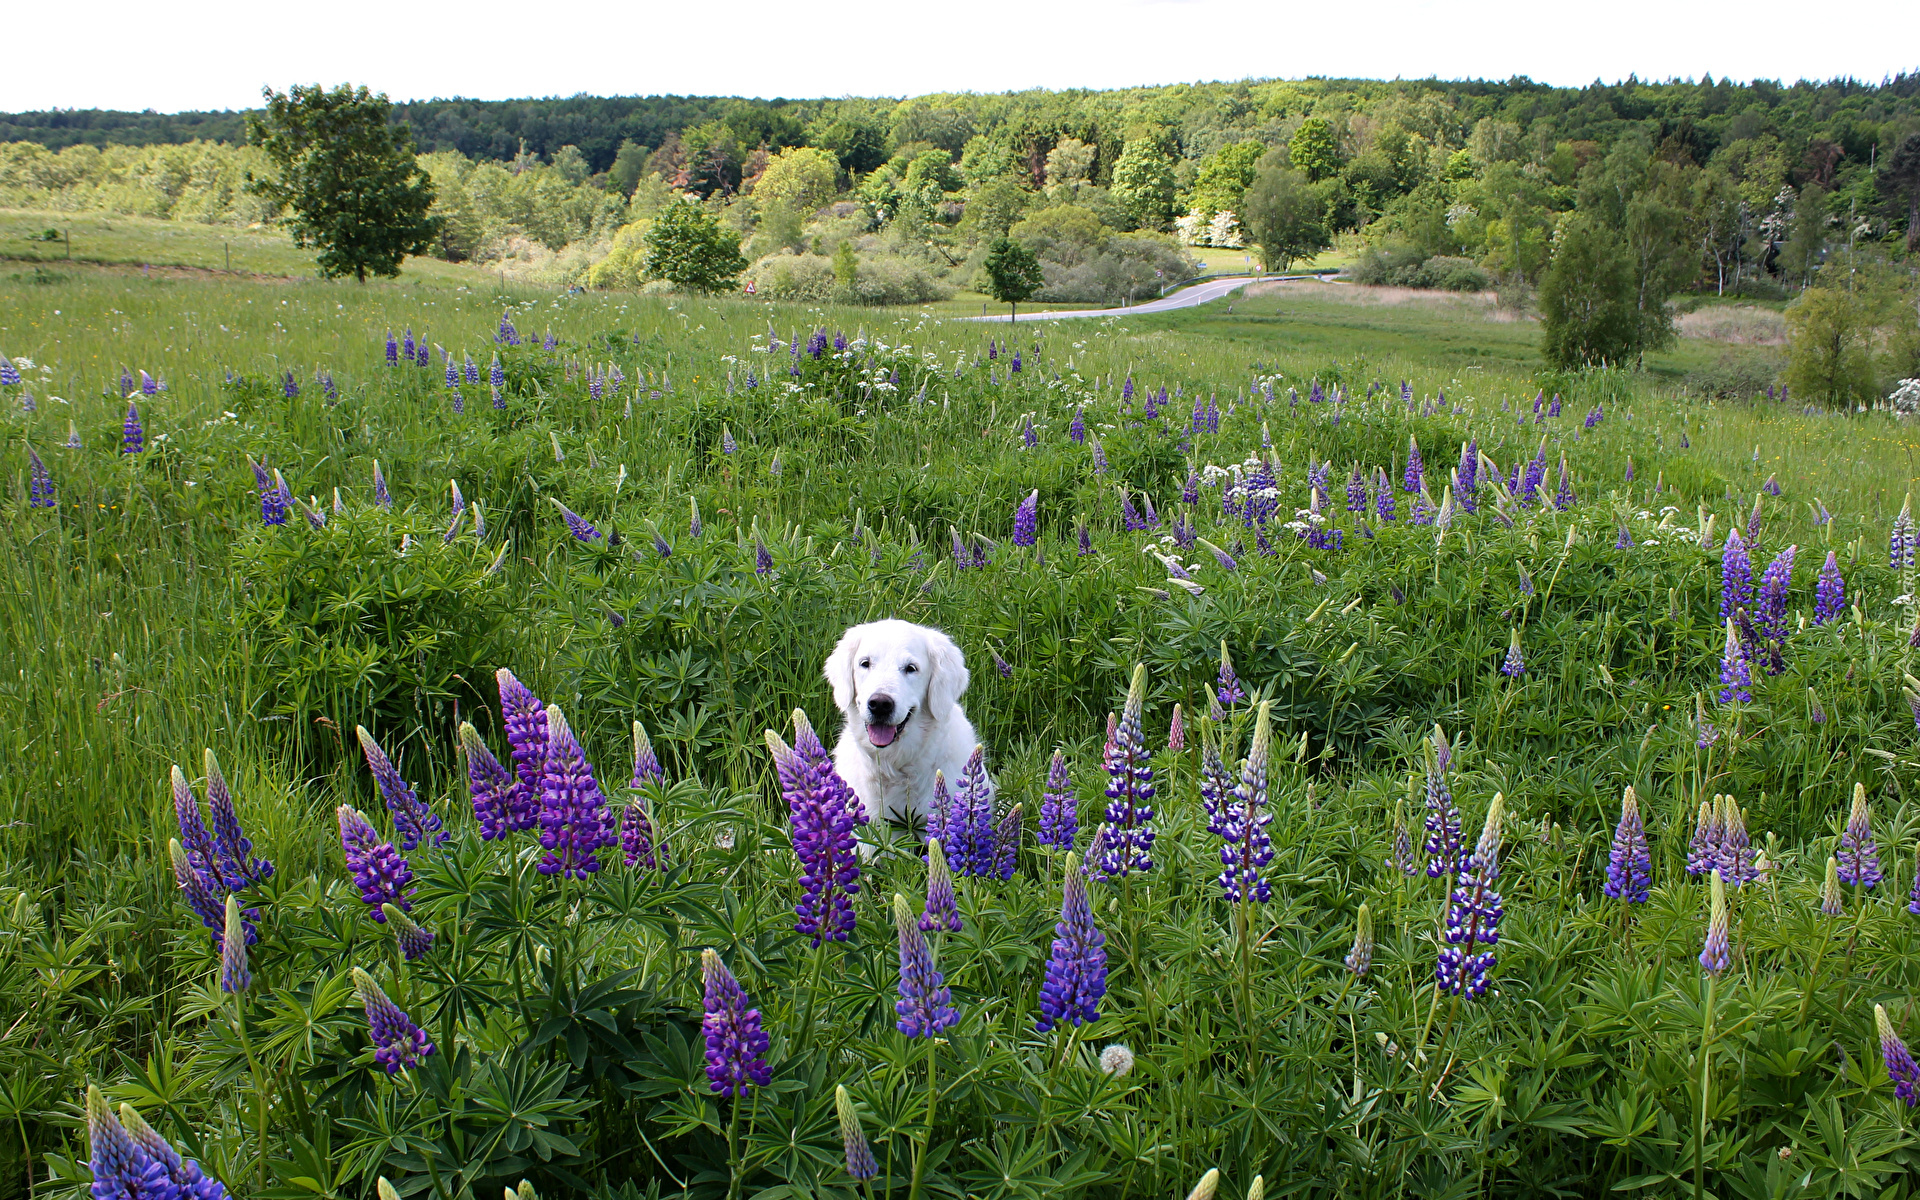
[5,256,1920,1200]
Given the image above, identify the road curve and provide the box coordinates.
[955,273,1336,322]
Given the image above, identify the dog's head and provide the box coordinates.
[825,620,969,751]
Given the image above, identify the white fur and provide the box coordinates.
[825,619,985,832]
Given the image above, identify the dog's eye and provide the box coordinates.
[858,658,870,670]
[902,663,918,674]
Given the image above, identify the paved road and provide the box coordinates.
[957,273,1336,321]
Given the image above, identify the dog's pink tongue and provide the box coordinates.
[867,723,898,747]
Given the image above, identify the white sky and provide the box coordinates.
[5,0,1916,113]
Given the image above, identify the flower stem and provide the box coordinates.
[907,1038,937,1200]
[725,1097,744,1200]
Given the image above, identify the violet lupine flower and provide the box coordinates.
[497,668,549,810]
[689,496,704,539]
[893,893,959,1038]
[1699,870,1731,973]
[1753,545,1795,674]
[1437,793,1505,998]
[934,746,996,878]
[1874,1005,1920,1107]
[62,423,80,450]
[698,948,772,1097]
[385,331,398,364]
[1717,620,1751,705]
[920,838,962,932]
[1686,799,1720,877]
[536,707,615,879]
[372,460,391,509]
[766,710,867,945]
[1423,726,1463,879]
[1121,374,1134,403]
[1012,489,1039,547]
[0,356,17,388]
[1038,750,1078,850]
[95,1089,232,1200]
[1091,438,1109,475]
[497,311,521,346]
[991,645,1013,679]
[338,805,413,918]
[168,839,229,948]
[356,726,445,851]
[1374,469,1397,521]
[1093,665,1157,880]
[1455,439,1479,512]
[1716,795,1756,888]
[1909,843,1920,914]
[250,457,288,525]
[754,528,773,575]
[1119,489,1146,531]
[1813,551,1845,625]
[1892,496,1917,570]
[459,722,524,841]
[1746,494,1765,545]
[1069,406,1085,444]
[1199,741,1233,839]
[1198,538,1237,570]
[1615,524,1633,550]
[1345,903,1374,976]
[1721,531,1753,624]
[1168,703,1185,752]
[171,764,218,877]
[1553,454,1576,510]
[219,895,250,993]
[123,401,144,454]
[552,498,603,542]
[1404,436,1424,492]
[1839,783,1883,888]
[1217,641,1246,706]
[991,804,1023,880]
[1500,629,1525,677]
[836,1085,878,1180]
[721,427,738,455]
[202,749,274,888]
[1078,521,1091,556]
[139,369,158,396]
[1216,701,1275,903]
[489,355,505,389]
[1603,786,1651,904]
[1345,464,1367,513]
[1387,801,1418,875]
[382,904,435,961]
[1035,855,1108,1033]
[1021,413,1037,448]
[352,967,434,1073]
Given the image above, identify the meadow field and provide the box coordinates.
[4,249,1920,1200]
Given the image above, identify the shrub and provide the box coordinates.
[1351,244,1492,291]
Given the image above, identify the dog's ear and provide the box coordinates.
[924,628,970,716]
[825,625,864,712]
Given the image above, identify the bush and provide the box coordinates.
[746,250,950,305]
[1007,209,1196,305]
[1682,351,1784,400]
[1350,244,1491,291]
[748,251,837,302]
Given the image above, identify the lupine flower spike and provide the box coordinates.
[1604,786,1652,904]
[1039,749,1077,849]
[893,893,959,1037]
[1216,700,1274,903]
[1699,870,1731,972]
[1437,793,1505,997]
[1500,629,1525,677]
[1345,902,1374,976]
[219,895,250,993]
[459,722,526,840]
[338,804,412,917]
[536,707,615,879]
[1821,856,1844,916]
[836,1085,878,1180]
[352,967,434,1072]
[1876,1005,1920,1106]
[356,726,445,851]
[1838,782,1882,888]
[1095,664,1157,879]
[920,838,962,932]
[699,948,772,1096]
[1423,726,1463,879]
[1217,641,1246,706]
[766,710,866,945]
[381,904,435,961]
[1168,703,1185,752]
[1035,854,1108,1032]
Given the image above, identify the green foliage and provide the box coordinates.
[1241,155,1330,271]
[1185,141,1265,221]
[642,200,746,294]
[246,84,439,283]
[1540,213,1644,368]
[1110,139,1177,230]
[981,235,1043,313]
[1288,117,1344,182]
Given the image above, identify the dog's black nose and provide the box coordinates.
[867,694,896,722]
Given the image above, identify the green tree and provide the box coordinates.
[1289,118,1344,182]
[832,240,860,294]
[245,83,438,283]
[1111,138,1177,230]
[609,139,649,197]
[755,146,840,213]
[1538,212,1640,368]
[1875,133,1920,254]
[1785,255,1911,406]
[814,118,888,177]
[1186,141,1265,221]
[643,199,746,293]
[1241,154,1330,271]
[1779,183,1828,287]
[982,235,1044,321]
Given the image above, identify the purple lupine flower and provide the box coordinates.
[1121,374,1133,403]
[836,1086,878,1180]
[1181,467,1200,507]
[62,422,80,450]
[1090,438,1109,475]
[1624,458,1635,484]
[1387,801,1417,875]
[1519,445,1546,506]
[1119,489,1145,531]
[168,839,229,948]
[1168,703,1185,752]
[699,948,772,1096]
[1069,406,1086,444]
[1038,750,1077,850]
[142,370,163,397]
[991,644,1013,679]
[1891,496,1916,570]
[1717,795,1756,888]
[1839,783,1883,888]
[372,459,391,509]
[754,527,773,575]
[202,749,274,888]
[1077,520,1092,556]
[497,311,520,346]
[1603,787,1651,904]
[1423,726,1463,879]
[385,331,399,364]
[496,668,549,815]
[356,726,444,852]
[1215,701,1275,903]
[1403,436,1423,493]
[123,401,144,453]
[1374,469,1397,521]
[940,746,996,878]
[1686,799,1720,877]
[282,370,300,400]
[459,722,522,841]
[171,764,217,878]
[1717,620,1751,704]
[337,805,413,917]
[552,498,603,541]
[1021,413,1037,448]
[1012,489,1039,547]
[1094,664,1156,880]
[86,1088,220,1200]
[1217,641,1246,706]
[920,838,961,932]
[1345,903,1375,975]
[1199,740,1233,840]
[104,1092,232,1200]
[1909,843,1920,913]
[766,710,867,945]
[536,707,615,879]
[1754,545,1796,674]
[1615,523,1634,550]
[1141,494,1159,529]
[1699,870,1731,973]
[1553,454,1576,510]
[1455,439,1478,512]
[1035,855,1107,1032]
[1345,463,1367,513]
[401,330,415,360]
[382,904,435,961]
[443,354,458,389]
[991,803,1023,880]
[1437,794,1505,998]
[543,329,555,351]
[1499,629,1525,677]
[894,892,959,1037]
[1814,551,1845,624]
[250,457,288,525]
[623,721,665,867]
[1875,1005,1920,1106]
[416,342,431,367]
[352,967,434,1073]
[489,355,505,390]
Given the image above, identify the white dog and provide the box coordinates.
[825,619,986,831]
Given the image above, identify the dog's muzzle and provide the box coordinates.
[866,707,914,748]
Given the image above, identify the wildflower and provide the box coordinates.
[216,895,250,993]
[1424,726,1463,879]
[1892,495,1917,569]
[721,427,737,455]
[1808,687,1828,725]
[836,1086,878,1180]
[1035,855,1108,1032]
[1717,620,1751,704]
[1168,703,1185,752]
[1346,463,1368,513]
[250,456,288,526]
[352,967,434,1073]
[459,723,524,841]
[89,1088,232,1200]
[1717,795,1757,887]
[1909,844,1920,915]
[1091,438,1109,475]
[766,710,866,945]
[497,668,550,804]
[1012,489,1039,547]
[1813,551,1845,624]
[535,707,615,879]
[1069,405,1085,444]
[372,459,391,509]
[1838,782,1882,888]
[1437,794,1505,997]
[1038,750,1077,849]
[941,746,997,878]
[1119,489,1146,531]
[689,495,703,538]
[1875,1005,1920,1106]
[356,726,445,852]
[1615,523,1633,550]
[552,498,603,542]
[1094,664,1157,879]
[1686,799,1720,877]
[754,527,773,575]
[382,904,435,961]
[920,838,961,932]
[698,948,772,1096]
[122,401,144,454]
[1821,856,1844,915]
[1217,641,1246,706]
[1499,629,1525,677]
[192,750,272,891]
[1215,700,1275,903]
[1699,870,1731,973]
[893,893,959,1037]
[26,446,55,508]
[1402,436,1424,492]
[1345,902,1375,975]
[1604,786,1652,904]
[338,805,412,917]
[1099,1044,1135,1076]
[1553,454,1576,510]
[1078,521,1091,556]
